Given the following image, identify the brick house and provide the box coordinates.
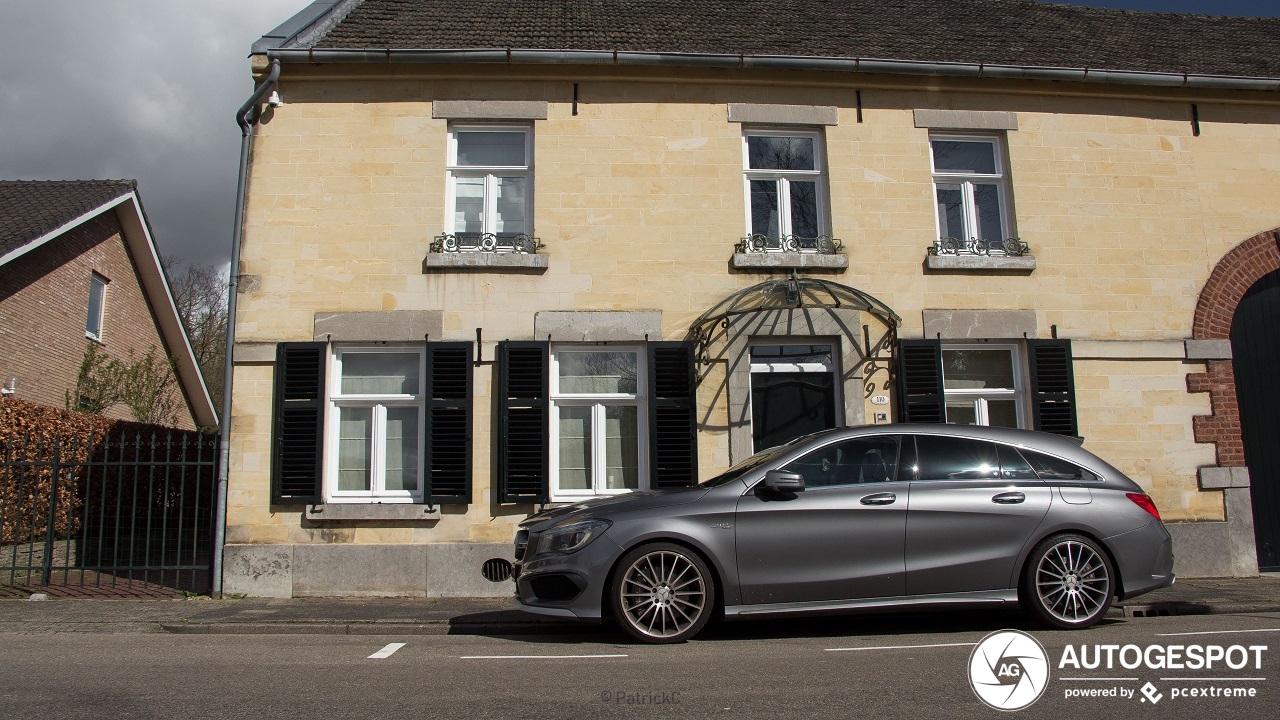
[0,180,218,430]
[224,0,1280,597]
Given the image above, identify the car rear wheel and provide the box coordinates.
[1022,533,1115,629]
[610,543,715,643]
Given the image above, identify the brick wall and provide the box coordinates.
[0,209,196,429]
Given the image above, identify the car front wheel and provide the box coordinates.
[1022,533,1115,629]
[610,543,715,643]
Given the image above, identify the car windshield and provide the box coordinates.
[698,439,804,488]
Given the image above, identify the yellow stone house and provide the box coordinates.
[222,0,1280,597]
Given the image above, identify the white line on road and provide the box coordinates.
[459,654,629,660]
[368,642,406,659]
[1060,678,1139,681]
[824,642,978,653]
[1156,628,1280,637]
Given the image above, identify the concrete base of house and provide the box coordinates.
[1164,474,1259,579]
[221,543,515,598]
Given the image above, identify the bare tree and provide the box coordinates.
[164,257,228,415]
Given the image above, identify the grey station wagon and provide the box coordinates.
[513,424,1174,643]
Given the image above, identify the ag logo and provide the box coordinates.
[969,630,1050,711]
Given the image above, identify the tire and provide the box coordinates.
[610,542,716,643]
[1021,533,1115,629]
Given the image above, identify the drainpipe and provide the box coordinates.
[212,59,281,598]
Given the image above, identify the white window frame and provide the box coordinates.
[741,128,829,247]
[85,272,108,341]
[929,133,1014,251]
[941,343,1028,429]
[445,124,533,248]
[325,345,425,503]
[549,344,649,502]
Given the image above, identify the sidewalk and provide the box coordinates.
[0,576,1276,636]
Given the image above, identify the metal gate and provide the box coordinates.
[0,429,218,595]
[1231,268,1280,572]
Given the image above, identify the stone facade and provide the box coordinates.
[225,61,1280,595]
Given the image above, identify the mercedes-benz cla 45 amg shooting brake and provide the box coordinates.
[513,424,1174,643]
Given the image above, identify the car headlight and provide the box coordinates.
[532,519,612,556]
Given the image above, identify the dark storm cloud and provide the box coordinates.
[0,0,300,267]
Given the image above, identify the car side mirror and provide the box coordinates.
[763,470,805,493]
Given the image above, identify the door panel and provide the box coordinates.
[1232,269,1280,571]
[750,372,836,452]
[735,482,908,604]
[905,435,1051,595]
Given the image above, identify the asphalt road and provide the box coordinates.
[1,610,1277,719]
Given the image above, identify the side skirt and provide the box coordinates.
[723,589,1019,618]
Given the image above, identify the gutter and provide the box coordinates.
[265,48,1280,93]
[212,59,281,598]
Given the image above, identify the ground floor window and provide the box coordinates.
[941,344,1025,429]
[326,346,424,502]
[550,346,647,501]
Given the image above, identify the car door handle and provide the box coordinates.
[860,492,897,506]
[992,492,1026,504]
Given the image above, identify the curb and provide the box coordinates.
[160,621,599,636]
[1115,601,1280,618]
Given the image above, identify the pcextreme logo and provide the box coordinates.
[969,630,1051,711]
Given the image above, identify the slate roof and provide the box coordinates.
[0,180,136,258]
[286,0,1280,80]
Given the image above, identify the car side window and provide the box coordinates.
[914,435,1001,481]
[781,436,901,488]
[1022,449,1100,482]
[997,444,1039,480]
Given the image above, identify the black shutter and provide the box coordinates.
[895,339,945,423]
[271,342,326,504]
[648,342,699,489]
[496,341,549,504]
[424,342,473,505]
[1028,339,1079,437]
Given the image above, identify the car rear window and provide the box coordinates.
[1021,449,1101,482]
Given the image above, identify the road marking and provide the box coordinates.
[368,642,406,659]
[459,654,628,660]
[1060,678,1139,681]
[1156,628,1280,637]
[824,642,977,652]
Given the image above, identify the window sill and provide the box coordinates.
[731,252,849,271]
[304,503,441,521]
[925,254,1036,272]
[423,252,548,273]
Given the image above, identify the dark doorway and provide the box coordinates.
[1231,268,1280,572]
[749,344,838,452]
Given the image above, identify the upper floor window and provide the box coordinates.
[445,125,532,252]
[741,129,829,251]
[85,272,108,341]
[930,134,1016,254]
[327,347,424,502]
[941,344,1025,429]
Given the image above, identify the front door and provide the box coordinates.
[750,344,838,452]
[1231,269,1280,572]
[735,434,907,604]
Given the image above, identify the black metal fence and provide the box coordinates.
[0,429,218,593]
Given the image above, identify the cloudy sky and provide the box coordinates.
[1,0,1277,268]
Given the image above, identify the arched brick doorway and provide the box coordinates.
[1189,229,1280,573]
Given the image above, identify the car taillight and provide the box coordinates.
[1126,493,1162,522]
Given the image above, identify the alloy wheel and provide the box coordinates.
[1034,538,1111,624]
[618,549,708,641]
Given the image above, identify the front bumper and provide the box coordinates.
[511,533,621,621]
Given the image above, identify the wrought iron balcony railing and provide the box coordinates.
[430,232,544,254]
[928,236,1030,257]
[735,234,844,254]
